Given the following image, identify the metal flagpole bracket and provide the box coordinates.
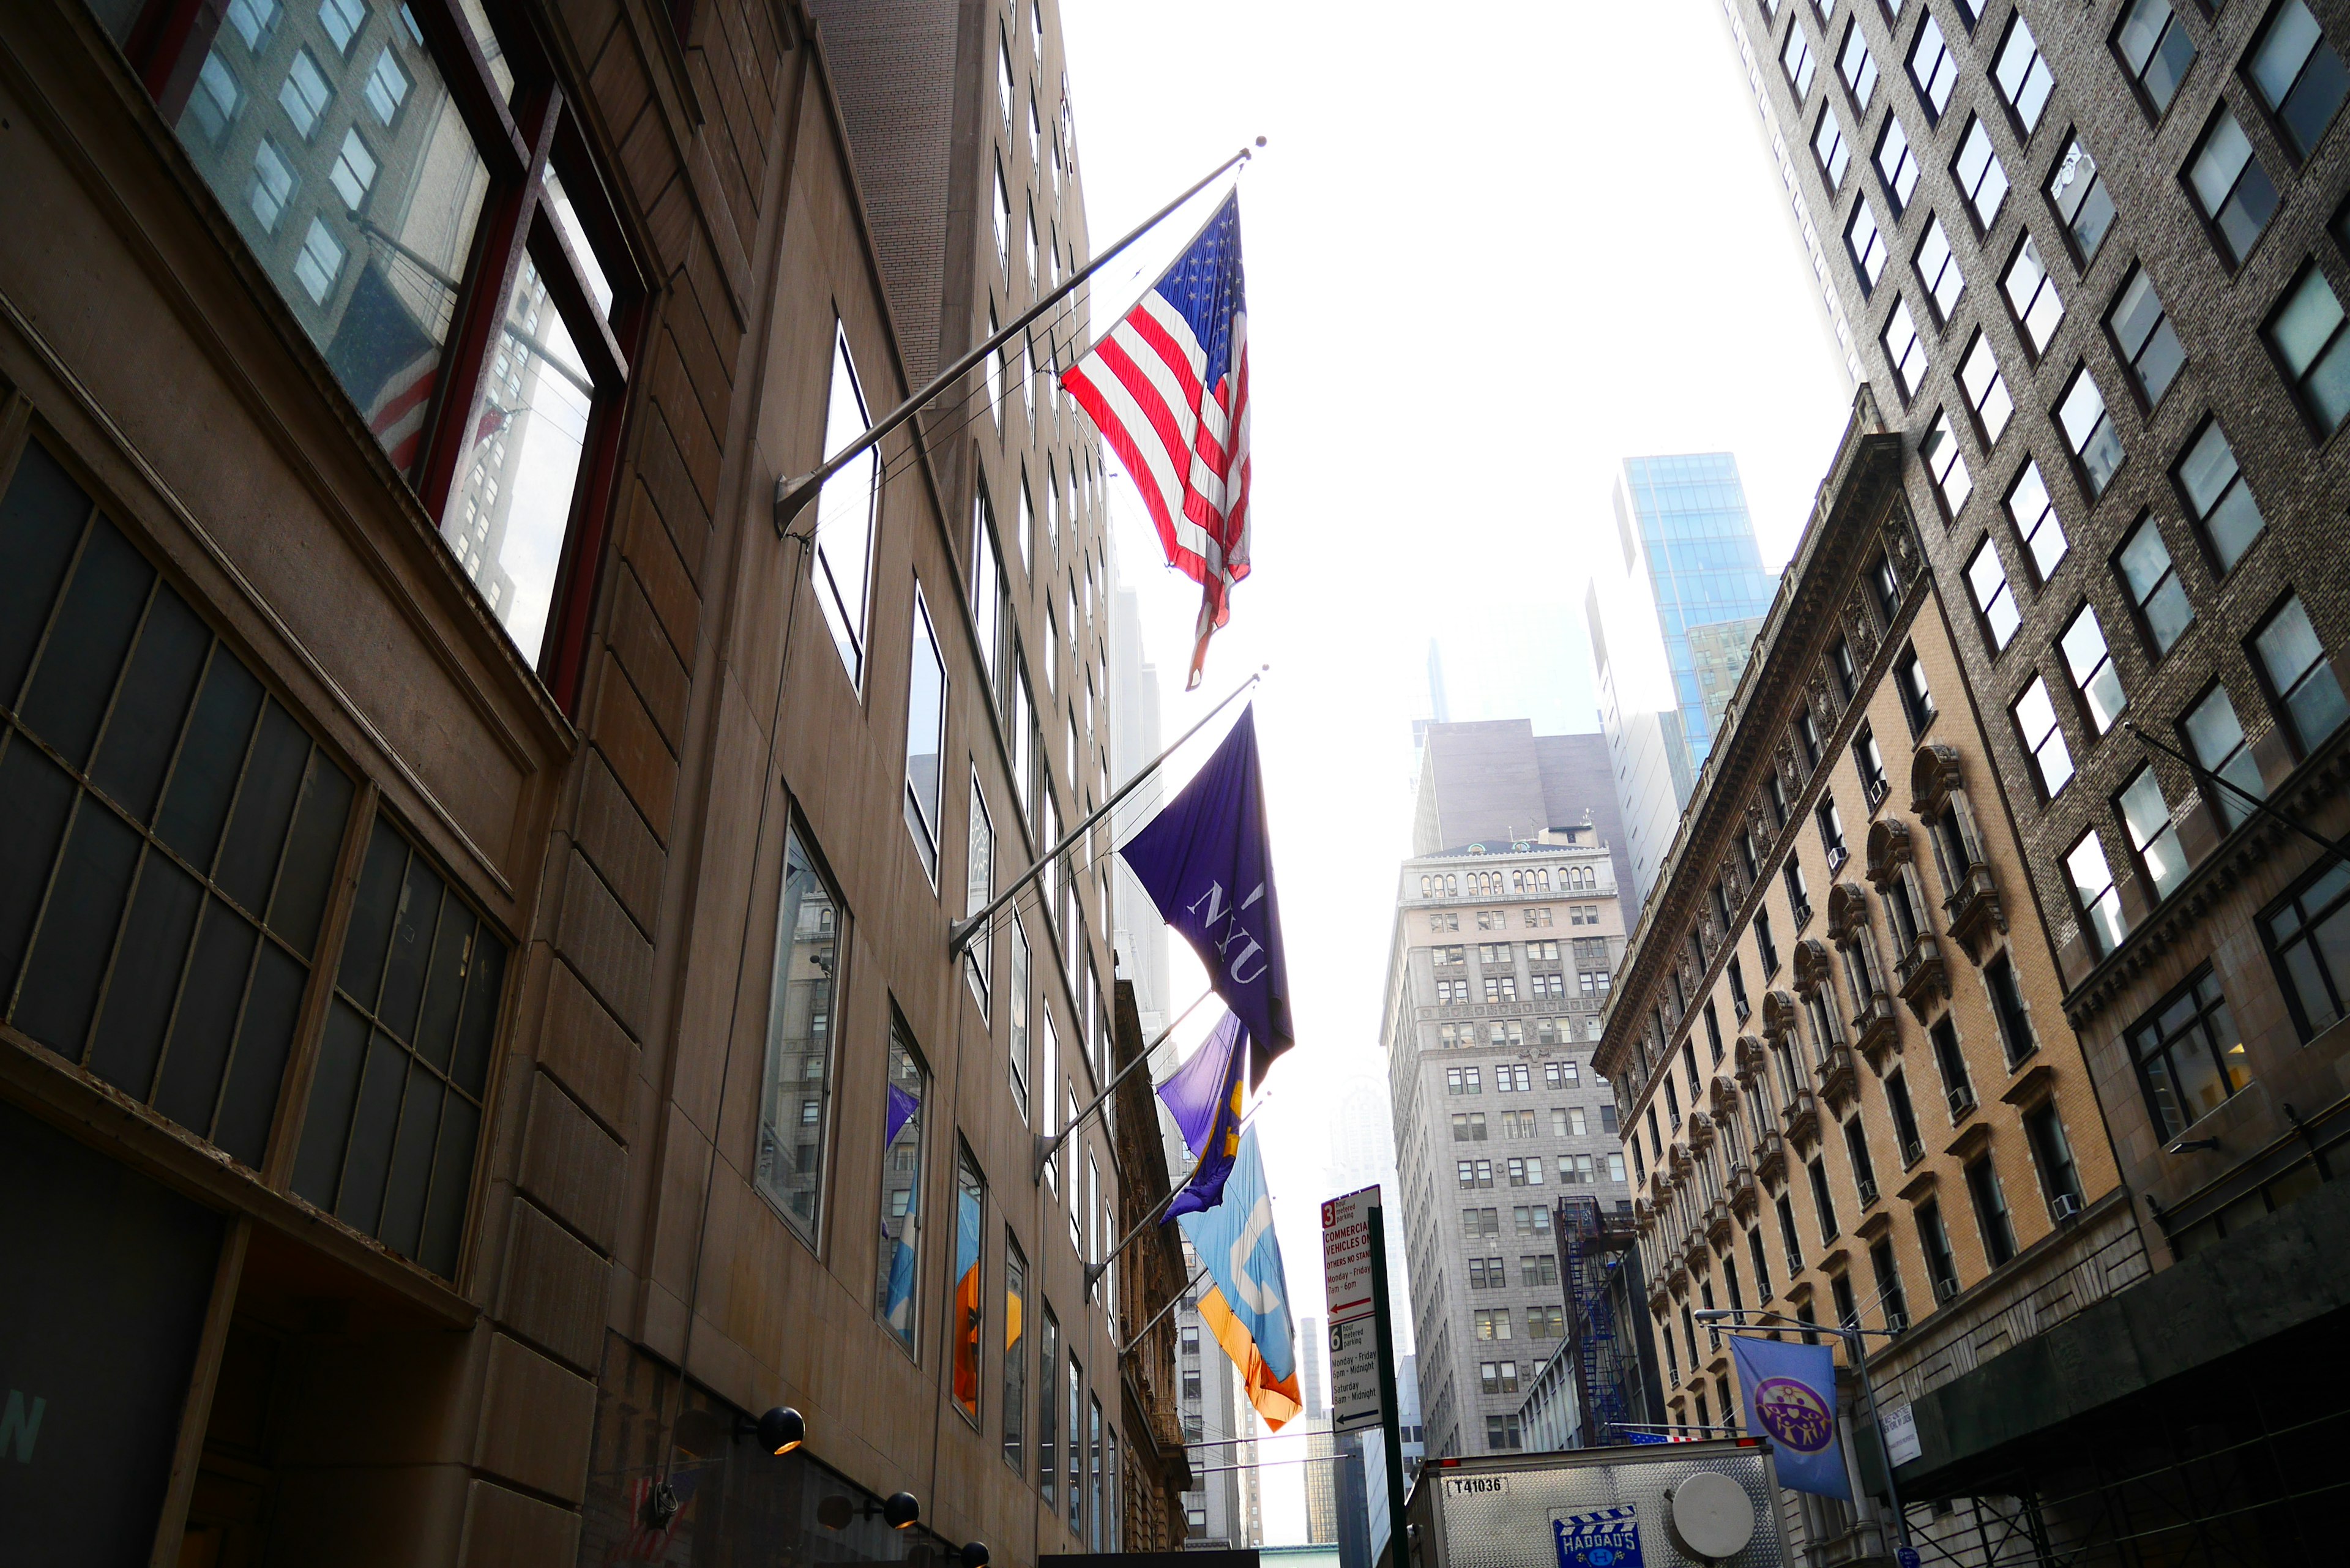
[774,141,1263,539]
[1032,988,1213,1183]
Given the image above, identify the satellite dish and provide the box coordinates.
[1666,1471,1756,1562]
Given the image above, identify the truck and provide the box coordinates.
[1401,1441,1796,1568]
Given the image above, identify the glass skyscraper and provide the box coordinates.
[1613,453,1777,766]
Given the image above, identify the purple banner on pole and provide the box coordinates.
[1119,707,1293,1087]
[1732,1334,1851,1499]
[1162,1012,1247,1219]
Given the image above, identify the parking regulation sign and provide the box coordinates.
[1321,1186,1384,1433]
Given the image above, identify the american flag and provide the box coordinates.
[1062,190,1251,689]
[1623,1428,1700,1444]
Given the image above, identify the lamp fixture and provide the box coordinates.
[960,1544,991,1567]
[755,1406,805,1454]
[884,1491,922,1531]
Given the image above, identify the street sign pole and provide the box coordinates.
[1369,1206,1407,1568]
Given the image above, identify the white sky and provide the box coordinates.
[1061,0,1852,1538]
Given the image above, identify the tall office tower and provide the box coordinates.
[1109,559,1170,1039]
[1586,454,1779,913]
[1721,0,2350,1543]
[1296,1316,1340,1544]
[1412,720,1635,895]
[1383,734,1635,1459]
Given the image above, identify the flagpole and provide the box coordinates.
[1118,1259,1214,1358]
[948,668,1263,957]
[1036,986,1215,1183]
[1086,1099,1270,1299]
[774,139,1265,536]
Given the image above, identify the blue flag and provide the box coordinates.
[1120,707,1292,1087]
[1161,1012,1247,1219]
[1176,1126,1301,1427]
[1731,1335,1850,1499]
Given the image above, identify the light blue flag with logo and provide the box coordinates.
[1731,1335,1849,1499]
[1176,1125,1301,1427]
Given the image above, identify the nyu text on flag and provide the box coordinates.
[1120,707,1292,1087]
[1731,1334,1850,1499]
[1159,1010,1247,1219]
[1177,1125,1300,1428]
[1061,190,1251,688]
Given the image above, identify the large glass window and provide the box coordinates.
[1840,24,1877,107]
[2176,419,2266,573]
[2117,513,2193,657]
[951,1148,985,1422]
[2109,266,2186,406]
[1955,118,2010,230]
[1003,1233,1028,1470]
[1917,215,1966,323]
[1993,15,2055,135]
[1783,22,1819,97]
[1038,1305,1059,1503]
[2188,110,2277,267]
[1884,301,1928,399]
[130,0,634,695]
[756,827,843,1241]
[1909,18,1958,118]
[815,327,880,684]
[1815,103,1851,187]
[2067,829,2128,957]
[1848,199,1889,290]
[2118,765,2188,900]
[966,776,993,1009]
[2184,682,2265,829]
[2050,137,2115,261]
[2248,0,2349,160]
[2006,461,2068,580]
[294,813,505,1278]
[1960,332,2013,442]
[2062,369,2126,496]
[2266,861,2350,1039]
[2003,236,2064,355]
[1877,115,1920,211]
[1964,1155,2018,1266]
[1,444,357,1176]
[2254,594,2349,752]
[1968,536,2020,649]
[2127,968,2247,1138]
[1923,410,1973,517]
[904,587,948,881]
[2270,260,2350,427]
[876,1023,929,1348]
[2016,676,2073,797]
[2116,0,2196,117]
[2061,605,2126,733]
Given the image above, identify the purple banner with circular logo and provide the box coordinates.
[1730,1334,1851,1499]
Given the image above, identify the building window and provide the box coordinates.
[2015,676,2074,798]
[1917,1200,1960,1302]
[2060,605,2127,734]
[1967,537,2020,651]
[1808,1159,1841,1242]
[2176,420,2266,573]
[2117,513,2193,657]
[2248,0,2349,161]
[1756,908,1781,976]
[1854,723,1890,807]
[1783,22,1819,97]
[1909,17,1958,118]
[2127,968,2246,1138]
[1831,637,1859,702]
[2050,137,2116,262]
[2002,236,2064,356]
[1848,199,1889,289]
[2255,594,2349,752]
[1887,1069,1925,1163]
[2067,829,2129,957]
[1984,952,2037,1067]
[1955,118,2010,230]
[876,1023,930,1348]
[2118,766,2189,900]
[2116,0,2195,118]
[2006,460,2068,581]
[2266,861,2350,1039]
[1964,1155,2018,1266]
[2109,266,2186,407]
[1729,954,1751,1018]
[2184,682,2265,829]
[1876,115,1920,211]
[1815,103,1851,187]
[1993,14,2055,135]
[1840,23,1877,107]
[1929,1015,1973,1114]
[1884,300,1928,399]
[1917,215,1966,324]
[1847,1118,1881,1206]
[1003,1236,1027,1469]
[2256,263,2350,435]
[1956,333,2013,445]
[815,327,881,685]
[950,1150,987,1423]
[1925,411,1974,516]
[1787,859,1815,926]
[2059,367,2125,496]
[1475,1308,1513,1340]
[2188,109,2278,268]
[756,827,843,1242]
[1818,800,1849,872]
[1895,644,1936,734]
[903,588,949,883]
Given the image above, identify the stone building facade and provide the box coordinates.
[1718,0,2350,1550]
[1384,831,1632,1461]
[0,0,1148,1562]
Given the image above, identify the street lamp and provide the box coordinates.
[1693,1308,1913,1558]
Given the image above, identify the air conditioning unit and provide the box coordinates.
[1884,1310,1910,1334]
[1933,1277,1960,1304]
[1901,1138,1924,1166]
[1948,1084,1977,1118]
[2051,1193,2084,1223]
[1856,1178,1879,1206]
[1786,1249,1805,1277]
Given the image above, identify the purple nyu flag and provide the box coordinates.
[1120,707,1293,1087]
[1159,1011,1247,1219]
[1731,1334,1850,1499]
